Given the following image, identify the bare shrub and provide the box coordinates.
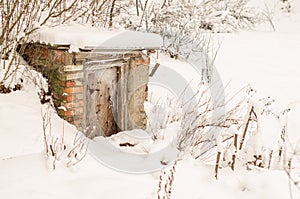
[146,94,181,140]
[215,151,222,179]
[262,2,277,31]
[66,131,88,167]
[41,106,87,170]
[176,83,245,159]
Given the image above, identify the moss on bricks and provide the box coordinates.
[57,109,65,118]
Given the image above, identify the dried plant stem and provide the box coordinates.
[231,134,238,171]
[278,146,283,162]
[41,109,51,155]
[215,151,221,179]
[239,106,256,150]
[109,0,116,28]
[157,172,163,199]
[267,150,273,169]
[157,161,177,199]
[287,158,294,199]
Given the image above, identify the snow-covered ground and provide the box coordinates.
[1,0,300,198]
[215,0,300,147]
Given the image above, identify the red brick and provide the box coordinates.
[65,81,75,87]
[39,47,50,59]
[65,110,74,117]
[64,87,72,94]
[135,58,150,65]
[53,50,65,64]
[64,87,83,94]
[66,95,74,102]
[65,103,73,109]
[65,100,83,109]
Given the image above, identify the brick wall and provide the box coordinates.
[21,43,83,127]
[62,65,84,127]
[21,43,150,136]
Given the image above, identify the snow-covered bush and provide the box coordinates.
[110,0,260,32]
[104,0,260,62]
[149,82,295,177]
[207,85,300,179]
[146,80,244,162]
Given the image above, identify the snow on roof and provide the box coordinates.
[31,23,163,52]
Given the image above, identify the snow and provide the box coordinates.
[32,23,163,52]
[0,91,43,158]
[0,153,157,199]
[214,0,300,151]
[1,0,300,198]
[215,30,300,107]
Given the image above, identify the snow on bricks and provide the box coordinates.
[20,42,159,137]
